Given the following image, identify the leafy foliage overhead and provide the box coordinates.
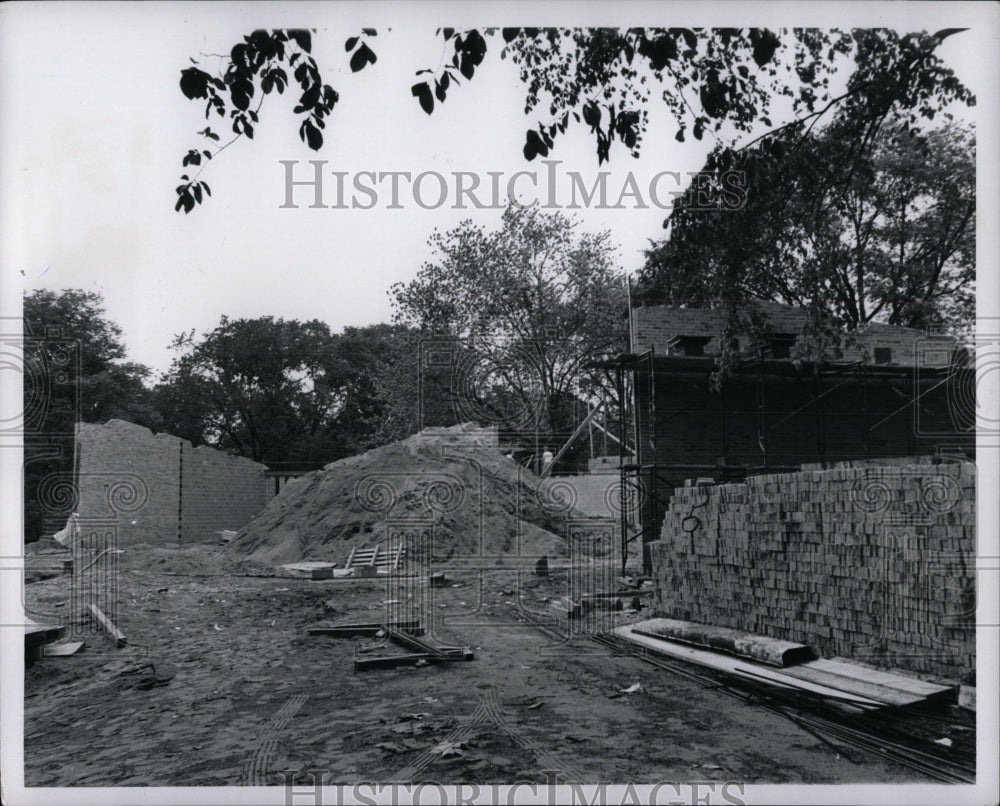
[175,26,973,212]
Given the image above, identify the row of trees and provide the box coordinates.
[23,207,626,476]
[24,90,977,540]
[30,96,979,468]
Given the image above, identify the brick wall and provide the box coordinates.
[649,462,976,681]
[74,420,268,545]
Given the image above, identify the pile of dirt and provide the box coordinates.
[228,425,588,566]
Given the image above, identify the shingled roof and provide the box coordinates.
[630,300,957,368]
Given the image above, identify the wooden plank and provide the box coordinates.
[280,562,337,579]
[778,663,951,708]
[345,547,357,568]
[309,620,424,637]
[24,618,65,649]
[354,652,440,671]
[612,626,883,707]
[86,603,126,647]
[384,627,474,660]
[809,658,954,699]
[43,641,85,657]
[632,618,816,667]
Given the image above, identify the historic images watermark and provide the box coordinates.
[279,773,748,806]
[278,159,748,211]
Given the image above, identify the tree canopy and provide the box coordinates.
[390,205,628,461]
[22,290,161,540]
[153,316,430,466]
[637,116,975,370]
[23,289,160,429]
[174,26,974,212]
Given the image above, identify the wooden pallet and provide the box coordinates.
[345,543,406,573]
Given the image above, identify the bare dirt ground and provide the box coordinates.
[23,543,930,788]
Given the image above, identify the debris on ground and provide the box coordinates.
[43,641,85,657]
[86,603,126,648]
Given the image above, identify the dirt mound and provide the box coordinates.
[228,426,587,566]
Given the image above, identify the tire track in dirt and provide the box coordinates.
[394,684,584,783]
[241,694,310,786]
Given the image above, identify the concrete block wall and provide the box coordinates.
[76,421,181,546]
[545,475,620,519]
[74,420,268,545]
[649,461,976,682]
[181,443,269,542]
[588,456,620,475]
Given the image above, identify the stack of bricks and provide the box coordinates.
[649,461,976,682]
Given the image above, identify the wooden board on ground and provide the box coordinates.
[86,603,126,647]
[279,562,337,580]
[353,652,439,671]
[612,626,883,707]
[789,658,954,701]
[777,661,954,707]
[384,626,474,660]
[632,617,816,667]
[43,641,85,657]
[309,620,424,637]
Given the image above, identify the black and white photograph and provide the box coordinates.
[2,2,998,804]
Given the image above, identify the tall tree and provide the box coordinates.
[390,205,628,461]
[22,289,160,540]
[23,290,161,428]
[637,118,975,368]
[172,27,973,212]
[153,316,430,466]
[155,316,344,464]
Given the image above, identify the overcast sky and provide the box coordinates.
[1,2,994,378]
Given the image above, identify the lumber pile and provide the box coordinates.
[615,623,955,708]
[650,462,975,681]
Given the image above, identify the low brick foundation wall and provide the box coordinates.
[649,461,975,682]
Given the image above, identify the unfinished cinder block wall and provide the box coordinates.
[181,443,270,542]
[74,420,268,545]
[649,461,976,682]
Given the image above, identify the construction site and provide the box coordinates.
[22,301,980,790]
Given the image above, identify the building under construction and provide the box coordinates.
[599,301,975,571]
